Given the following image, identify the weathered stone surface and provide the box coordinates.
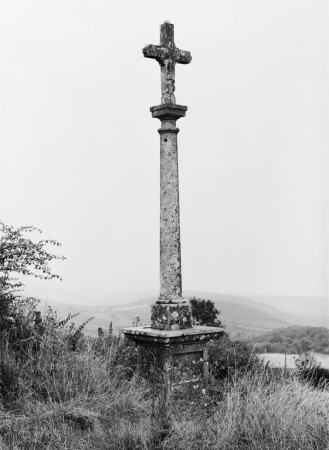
[150,104,187,121]
[122,23,225,386]
[159,120,182,302]
[151,302,192,330]
[150,104,189,305]
[144,24,190,308]
[143,21,192,105]
[122,326,225,346]
[122,326,225,378]
[152,104,188,305]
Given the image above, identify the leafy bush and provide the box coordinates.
[300,365,329,389]
[295,355,329,389]
[0,220,65,333]
[189,297,223,327]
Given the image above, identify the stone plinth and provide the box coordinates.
[151,301,192,330]
[122,325,225,378]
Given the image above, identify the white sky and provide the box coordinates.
[0,0,328,305]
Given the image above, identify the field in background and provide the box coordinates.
[261,353,329,369]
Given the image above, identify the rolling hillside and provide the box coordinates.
[182,291,327,327]
[37,292,327,339]
[247,295,328,327]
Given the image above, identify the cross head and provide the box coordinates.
[143,21,192,104]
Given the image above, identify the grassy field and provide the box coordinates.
[1,306,329,449]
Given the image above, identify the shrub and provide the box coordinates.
[208,335,262,380]
[295,355,329,389]
[0,220,65,333]
[189,297,223,327]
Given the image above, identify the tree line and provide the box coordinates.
[251,325,329,355]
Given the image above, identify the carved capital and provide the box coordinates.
[150,103,187,121]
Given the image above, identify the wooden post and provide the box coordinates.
[34,311,42,326]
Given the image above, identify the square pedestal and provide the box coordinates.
[122,325,225,379]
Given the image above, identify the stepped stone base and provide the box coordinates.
[151,302,192,330]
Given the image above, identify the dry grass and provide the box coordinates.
[166,371,329,449]
[1,316,329,450]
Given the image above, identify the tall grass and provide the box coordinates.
[166,371,329,449]
[1,304,329,449]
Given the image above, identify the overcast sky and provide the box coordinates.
[0,0,328,305]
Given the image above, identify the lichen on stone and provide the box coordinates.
[151,302,193,330]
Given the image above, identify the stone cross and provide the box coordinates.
[123,22,224,384]
[143,21,192,104]
[143,22,193,328]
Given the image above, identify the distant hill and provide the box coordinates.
[182,291,327,327]
[109,295,289,338]
[107,292,328,338]
[37,292,328,338]
[249,326,329,355]
[246,295,328,327]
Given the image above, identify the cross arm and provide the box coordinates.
[174,49,192,65]
[143,44,192,65]
[143,44,168,64]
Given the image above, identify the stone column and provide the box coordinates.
[149,104,193,330]
[155,108,185,301]
[159,124,181,301]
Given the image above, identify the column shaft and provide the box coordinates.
[159,124,182,300]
